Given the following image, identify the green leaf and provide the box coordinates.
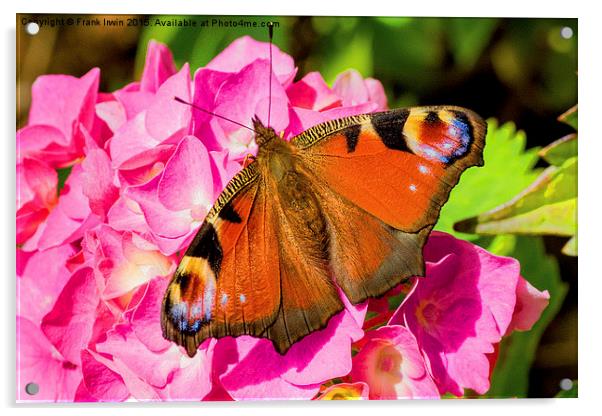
[454,157,577,237]
[448,18,498,71]
[436,119,541,240]
[558,105,578,130]
[539,134,577,166]
[57,167,72,193]
[556,380,578,398]
[486,236,568,398]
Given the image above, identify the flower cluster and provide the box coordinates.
[16,37,549,402]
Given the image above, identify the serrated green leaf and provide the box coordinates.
[539,134,577,166]
[454,157,577,237]
[558,105,578,130]
[555,380,578,398]
[486,236,567,398]
[436,119,541,240]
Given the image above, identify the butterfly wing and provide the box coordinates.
[161,163,344,356]
[162,105,486,356]
[292,106,486,304]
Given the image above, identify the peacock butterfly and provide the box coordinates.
[161,25,487,357]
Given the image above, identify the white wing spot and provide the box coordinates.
[239,294,247,303]
[418,164,429,174]
[409,184,417,192]
[220,293,228,306]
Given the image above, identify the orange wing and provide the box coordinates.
[161,164,344,356]
[293,106,486,303]
[162,106,486,356]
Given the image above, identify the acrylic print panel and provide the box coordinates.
[16,14,577,402]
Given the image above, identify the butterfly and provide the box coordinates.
[161,104,486,357]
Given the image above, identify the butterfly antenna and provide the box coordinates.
[173,96,257,134]
[267,21,274,128]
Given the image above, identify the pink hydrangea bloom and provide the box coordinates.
[16,37,548,403]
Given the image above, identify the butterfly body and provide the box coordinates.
[162,106,486,356]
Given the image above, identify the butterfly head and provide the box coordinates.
[252,116,280,147]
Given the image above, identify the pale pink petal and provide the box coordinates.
[158,136,214,213]
[365,78,388,110]
[113,89,155,120]
[206,36,296,85]
[332,69,370,106]
[28,68,100,138]
[17,158,58,210]
[96,323,184,389]
[508,277,550,332]
[350,325,439,399]
[25,166,100,251]
[117,145,175,185]
[125,174,195,239]
[107,197,149,234]
[17,316,82,402]
[81,148,119,219]
[17,125,79,167]
[145,64,191,141]
[80,349,129,402]
[95,100,127,133]
[17,244,76,323]
[109,112,160,168]
[155,347,213,401]
[41,267,101,366]
[130,277,173,352]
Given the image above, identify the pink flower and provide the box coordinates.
[17,244,76,323]
[350,325,439,399]
[22,164,101,252]
[390,232,546,396]
[17,317,82,402]
[17,68,100,168]
[16,158,58,244]
[81,224,176,300]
